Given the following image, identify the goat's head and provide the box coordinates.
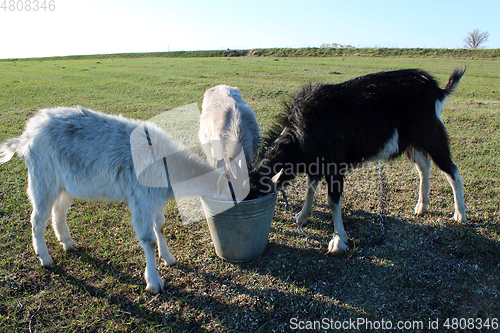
[209,141,252,202]
[246,163,283,200]
[245,125,300,199]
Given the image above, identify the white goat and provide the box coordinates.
[199,85,261,175]
[0,106,233,294]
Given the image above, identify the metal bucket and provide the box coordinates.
[201,192,278,262]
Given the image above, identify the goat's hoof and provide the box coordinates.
[163,256,177,267]
[327,235,349,255]
[452,212,467,223]
[39,255,54,268]
[414,203,428,216]
[145,270,164,294]
[62,240,78,252]
[146,280,164,295]
[295,215,309,226]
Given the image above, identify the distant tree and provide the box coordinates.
[320,43,355,49]
[464,29,490,49]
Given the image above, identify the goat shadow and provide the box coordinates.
[44,248,208,330]
[49,247,140,293]
[240,209,499,318]
[39,207,499,330]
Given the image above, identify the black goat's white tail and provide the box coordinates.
[0,138,21,164]
[444,67,466,95]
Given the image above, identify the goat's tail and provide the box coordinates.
[0,138,21,164]
[444,67,466,95]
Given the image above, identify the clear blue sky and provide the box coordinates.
[1,0,499,59]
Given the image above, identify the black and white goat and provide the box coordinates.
[0,106,234,294]
[199,85,261,174]
[251,68,467,254]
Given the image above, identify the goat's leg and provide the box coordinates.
[30,207,53,267]
[27,175,57,267]
[434,160,466,222]
[325,175,349,254]
[143,239,163,294]
[296,175,320,226]
[409,150,432,216]
[154,212,177,266]
[51,191,77,251]
[424,127,466,222]
[443,167,466,222]
[130,203,164,294]
[141,238,164,294]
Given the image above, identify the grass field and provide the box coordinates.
[0,55,499,332]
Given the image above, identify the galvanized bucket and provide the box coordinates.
[201,192,278,262]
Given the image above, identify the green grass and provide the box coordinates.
[0,55,499,332]
[1,47,499,61]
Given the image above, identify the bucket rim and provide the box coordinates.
[201,191,278,204]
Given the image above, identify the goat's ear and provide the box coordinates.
[226,158,238,180]
[216,172,229,198]
[270,168,283,192]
